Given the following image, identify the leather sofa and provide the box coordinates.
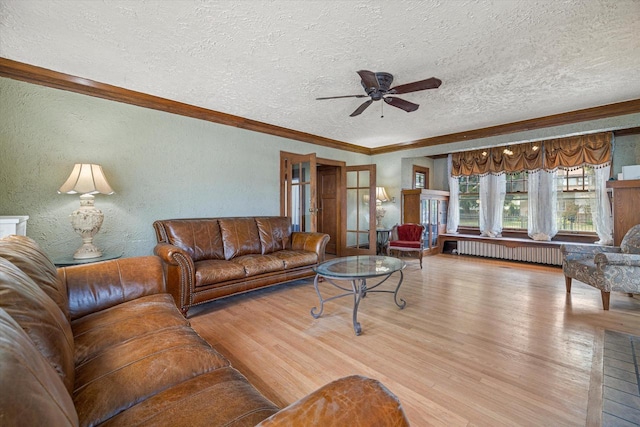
[0,235,409,426]
[153,217,329,316]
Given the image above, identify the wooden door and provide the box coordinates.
[343,165,376,256]
[280,152,317,232]
[318,166,339,255]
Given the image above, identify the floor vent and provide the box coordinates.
[456,241,563,265]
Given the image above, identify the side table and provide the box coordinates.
[376,228,392,255]
[54,252,122,267]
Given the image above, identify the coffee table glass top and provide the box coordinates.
[313,255,405,279]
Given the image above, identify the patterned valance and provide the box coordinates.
[451,132,612,177]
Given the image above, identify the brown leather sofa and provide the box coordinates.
[153,217,329,316]
[0,235,409,426]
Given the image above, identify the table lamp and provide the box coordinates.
[375,186,390,228]
[58,164,114,259]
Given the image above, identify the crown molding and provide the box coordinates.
[2,57,638,157]
[0,58,370,155]
[371,99,640,155]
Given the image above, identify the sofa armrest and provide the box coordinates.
[291,232,330,263]
[58,256,166,321]
[595,252,640,267]
[153,243,196,316]
[256,375,409,427]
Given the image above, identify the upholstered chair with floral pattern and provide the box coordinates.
[561,224,640,310]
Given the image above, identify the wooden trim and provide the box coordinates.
[614,126,640,137]
[372,99,640,155]
[606,179,640,189]
[0,58,370,155]
[2,57,638,156]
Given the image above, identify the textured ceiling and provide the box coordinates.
[1,0,639,149]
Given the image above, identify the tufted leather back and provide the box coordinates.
[0,258,75,394]
[219,218,262,259]
[0,235,70,319]
[0,308,79,426]
[155,219,225,261]
[256,217,292,254]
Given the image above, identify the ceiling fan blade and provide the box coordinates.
[389,77,442,94]
[357,70,379,91]
[316,94,368,100]
[350,99,373,117]
[384,97,419,112]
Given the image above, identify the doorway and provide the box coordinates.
[280,151,376,256]
[318,165,339,255]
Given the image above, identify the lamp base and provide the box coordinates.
[70,194,104,259]
[376,205,386,228]
[73,243,103,259]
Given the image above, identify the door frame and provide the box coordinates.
[280,151,376,256]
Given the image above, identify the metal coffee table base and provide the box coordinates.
[311,272,405,335]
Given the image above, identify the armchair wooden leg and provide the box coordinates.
[628,293,634,297]
[419,250,423,269]
[564,276,572,293]
[601,291,610,310]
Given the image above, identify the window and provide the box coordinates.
[457,168,597,233]
[413,166,429,189]
[556,167,595,232]
[503,172,528,230]
[458,175,479,227]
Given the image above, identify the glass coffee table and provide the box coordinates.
[311,255,406,335]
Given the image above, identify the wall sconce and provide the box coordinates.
[375,186,390,228]
[58,164,114,259]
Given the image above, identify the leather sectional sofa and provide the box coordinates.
[0,235,409,426]
[153,216,329,316]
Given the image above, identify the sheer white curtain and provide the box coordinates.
[590,165,614,245]
[527,170,558,241]
[479,174,506,237]
[446,154,460,233]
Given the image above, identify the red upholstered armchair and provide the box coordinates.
[386,223,426,269]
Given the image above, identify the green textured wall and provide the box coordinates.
[0,78,369,259]
[1,76,638,260]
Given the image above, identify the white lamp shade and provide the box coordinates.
[58,164,114,195]
[375,186,390,202]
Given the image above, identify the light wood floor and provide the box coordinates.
[189,254,640,426]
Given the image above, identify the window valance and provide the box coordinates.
[451,132,612,177]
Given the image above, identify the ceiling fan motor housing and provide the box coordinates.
[361,72,393,99]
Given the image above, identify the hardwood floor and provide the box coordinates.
[188,254,640,426]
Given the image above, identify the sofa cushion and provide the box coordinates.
[0,308,79,427]
[0,258,76,394]
[71,293,190,366]
[98,367,278,427]
[74,323,230,427]
[0,235,70,319]
[273,250,319,269]
[219,218,262,260]
[620,224,640,254]
[256,217,292,254]
[162,219,225,261]
[195,259,246,287]
[232,254,285,276]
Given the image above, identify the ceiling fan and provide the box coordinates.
[316,70,442,117]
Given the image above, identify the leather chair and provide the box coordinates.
[561,224,640,310]
[386,223,426,269]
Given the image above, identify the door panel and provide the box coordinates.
[343,165,376,255]
[318,166,338,254]
[280,152,317,232]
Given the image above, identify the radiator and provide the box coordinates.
[456,241,563,265]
